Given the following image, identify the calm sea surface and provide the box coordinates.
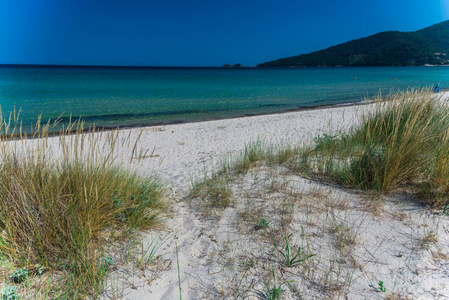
[0,66,448,132]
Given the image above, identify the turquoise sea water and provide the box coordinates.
[0,66,448,132]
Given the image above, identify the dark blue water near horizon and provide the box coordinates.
[0,65,448,132]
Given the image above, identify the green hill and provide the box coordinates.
[258,20,449,67]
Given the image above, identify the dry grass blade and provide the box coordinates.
[0,112,167,298]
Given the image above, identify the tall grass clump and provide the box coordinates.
[0,112,166,298]
[190,139,301,211]
[219,139,268,175]
[297,89,449,206]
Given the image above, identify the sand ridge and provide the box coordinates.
[94,100,449,299]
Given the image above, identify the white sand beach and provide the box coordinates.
[15,96,449,299]
[76,97,447,300]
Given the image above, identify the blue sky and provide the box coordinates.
[0,0,448,67]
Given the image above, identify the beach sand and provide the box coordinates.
[110,105,363,299]
[22,96,449,299]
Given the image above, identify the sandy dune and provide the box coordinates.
[88,100,448,299]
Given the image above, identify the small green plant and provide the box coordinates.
[260,219,269,228]
[9,268,27,283]
[254,219,269,231]
[378,280,386,293]
[145,234,169,264]
[255,269,293,300]
[34,264,45,275]
[273,234,315,267]
[240,259,254,271]
[1,286,19,300]
[104,256,114,268]
[442,205,449,216]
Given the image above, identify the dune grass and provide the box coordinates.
[292,89,449,206]
[190,138,301,213]
[193,89,449,210]
[0,113,166,299]
[187,89,449,298]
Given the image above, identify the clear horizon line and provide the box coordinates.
[0,63,260,69]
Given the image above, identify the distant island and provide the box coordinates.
[222,63,244,68]
[258,20,449,67]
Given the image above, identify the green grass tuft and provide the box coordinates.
[0,113,166,298]
[297,89,449,206]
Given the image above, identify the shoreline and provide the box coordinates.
[35,89,448,138]
[116,98,367,130]
[111,89,449,133]
[37,98,373,138]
